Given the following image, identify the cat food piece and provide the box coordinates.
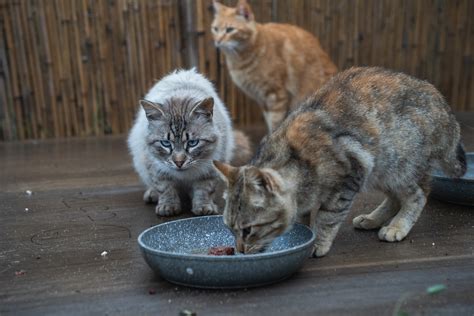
[207,246,235,256]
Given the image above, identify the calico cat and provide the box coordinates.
[211,0,337,132]
[128,69,251,216]
[214,67,466,257]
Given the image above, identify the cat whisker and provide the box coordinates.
[245,243,268,254]
[229,47,239,58]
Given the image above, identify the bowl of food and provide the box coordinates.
[430,152,474,206]
[138,215,315,289]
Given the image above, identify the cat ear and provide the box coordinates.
[213,161,239,184]
[191,97,214,119]
[236,0,254,21]
[260,169,282,193]
[212,1,224,14]
[249,168,282,194]
[140,100,165,121]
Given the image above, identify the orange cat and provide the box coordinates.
[212,0,338,132]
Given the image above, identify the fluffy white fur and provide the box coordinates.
[128,68,235,189]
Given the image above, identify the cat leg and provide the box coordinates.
[313,151,369,257]
[263,93,289,133]
[263,110,287,134]
[312,187,358,257]
[312,207,351,257]
[143,188,159,204]
[191,178,219,216]
[153,181,182,216]
[378,183,427,242]
[353,194,400,230]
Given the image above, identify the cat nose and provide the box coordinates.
[215,36,224,45]
[174,160,185,168]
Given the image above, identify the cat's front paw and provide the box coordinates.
[311,243,331,258]
[155,203,182,217]
[192,203,219,216]
[353,214,382,230]
[143,188,159,204]
[378,225,408,242]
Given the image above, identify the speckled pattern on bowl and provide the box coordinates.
[431,152,474,206]
[138,215,315,289]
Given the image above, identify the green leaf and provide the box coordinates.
[426,284,446,294]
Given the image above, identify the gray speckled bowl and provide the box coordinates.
[138,215,315,289]
[431,152,474,206]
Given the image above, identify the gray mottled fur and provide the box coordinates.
[214,67,466,257]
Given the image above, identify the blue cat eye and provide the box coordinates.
[187,139,199,148]
[226,27,235,33]
[160,140,172,148]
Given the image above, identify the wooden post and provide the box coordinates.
[183,0,198,68]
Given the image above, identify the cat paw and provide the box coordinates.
[155,203,182,217]
[311,243,331,258]
[353,214,382,230]
[143,188,159,204]
[192,203,219,216]
[378,225,408,242]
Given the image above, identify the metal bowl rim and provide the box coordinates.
[137,215,316,261]
[431,174,474,183]
[431,152,473,182]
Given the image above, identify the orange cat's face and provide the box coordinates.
[211,1,256,51]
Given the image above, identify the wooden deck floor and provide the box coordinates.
[1,115,473,315]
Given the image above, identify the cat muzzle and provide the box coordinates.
[235,237,245,253]
[240,242,267,254]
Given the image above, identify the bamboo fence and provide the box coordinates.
[0,0,473,140]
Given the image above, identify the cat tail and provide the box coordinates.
[231,130,253,166]
[442,142,467,178]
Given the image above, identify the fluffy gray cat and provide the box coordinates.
[128,69,251,216]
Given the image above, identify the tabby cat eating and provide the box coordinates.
[214,67,466,257]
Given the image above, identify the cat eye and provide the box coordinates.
[242,227,251,239]
[212,26,218,32]
[187,139,199,148]
[225,27,235,33]
[160,140,172,148]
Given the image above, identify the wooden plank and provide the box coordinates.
[96,0,113,134]
[14,1,36,139]
[0,119,473,314]
[23,0,44,138]
[0,2,14,140]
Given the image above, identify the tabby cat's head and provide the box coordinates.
[213,161,295,254]
[211,0,256,51]
[141,97,218,172]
